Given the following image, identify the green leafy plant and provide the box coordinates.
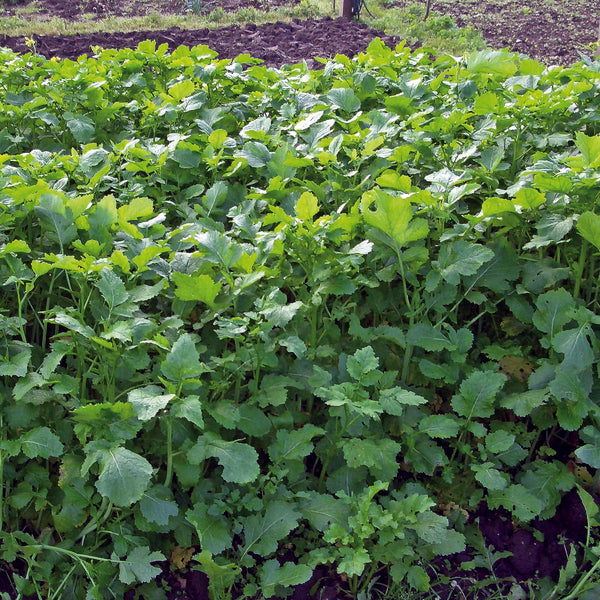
[0,38,599,599]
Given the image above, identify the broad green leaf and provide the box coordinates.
[342,438,401,480]
[242,501,300,558]
[532,288,574,337]
[118,546,165,585]
[418,415,461,439]
[408,511,454,544]
[297,491,350,532]
[188,435,259,484]
[193,550,240,587]
[485,430,515,454]
[66,114,95,144]
[238,141,271,167]
[487,484,543,522]
[380,387,428,416]
[255,374,294,408]
[376,170,412,191]
[35,193,77,248]
[521,258,570,294]
[418,359,459,383]
[202,181,228,215]
[520,461,575,517]
[140,485,178,526]
[500,389,548,417]
[172,272,222,308]
[128,385,174,421]
[575,132,600,168]
[466,50,518,76]
[552,324,594,368]
[471,462,509,490]
[336,546,370,577]
[172,395,204,429]
[0,348,31,378]
[260,300,304,328]
[186,503,232,555]
[95,447,153,507]
[577,486,599,522]
[96,267,128,310]
[260,560,312,596]
[478,145,505,173]
[268,424,324,464]
[533,172,572,193]
[463,241,520,294]
[523,213,573,250]
[278,335,307,358]
[21,427,64,459]
[161,334,205,383]
[427,529,467,556]
[195,230,243,269]
[88,194,118,231]
[434,241,494,285]
[575,426,600,468]
[407,324,453,352]
[326,87,361,112]
[346,346,379,381]
[237,404,270,437]
[550,365,592,412]
[577,211,600,251]
[473,91,501,114]
[361,188,428,248]
[451,371,505,419]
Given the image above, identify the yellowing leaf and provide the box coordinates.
[295,192,319,223]
[170,546,195,570]
[173,272,222,308]
[118,196,154,223]
[168,80,195,100]
[360,188,428,248]
[577,211,600,251]
[575,132,600,168]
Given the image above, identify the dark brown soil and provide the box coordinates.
[410,0,600,65]
[1,0,598,66]
[0,17,401,68]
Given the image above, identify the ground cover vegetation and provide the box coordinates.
[0,35,599,599]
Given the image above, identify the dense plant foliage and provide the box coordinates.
[0,40,599,598]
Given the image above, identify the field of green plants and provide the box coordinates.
[0,39,599,599]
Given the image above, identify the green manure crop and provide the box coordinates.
[0,39,599,599]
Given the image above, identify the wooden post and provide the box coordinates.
[340,0,353,19]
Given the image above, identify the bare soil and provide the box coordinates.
[0,17,401,68]
[403,0,600,66]
[1,0,599,65]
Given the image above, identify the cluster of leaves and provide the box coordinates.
[0,39,599,598]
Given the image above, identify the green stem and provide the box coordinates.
[165,418,173,488]
[14,284,27,343]
[401,315,414,385]
[562,554,600,600]
[573,239,588,300]
[0,415,4,532]
[76,497,110,541]
[396,249,415,384]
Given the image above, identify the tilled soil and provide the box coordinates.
[1,0,599,65]
[399,0,600,66]
[0,17,401,68]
